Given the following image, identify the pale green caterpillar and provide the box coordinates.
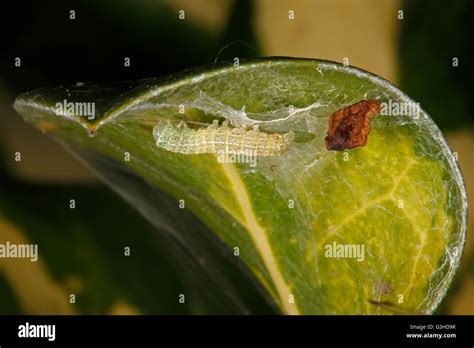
[153,120,294,156]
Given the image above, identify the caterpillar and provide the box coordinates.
[153,120,294,156]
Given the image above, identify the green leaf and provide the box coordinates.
[14,58,467,314]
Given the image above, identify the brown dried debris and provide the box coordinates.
[375,280,393,296]
[325,99,381,151]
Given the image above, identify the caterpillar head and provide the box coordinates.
[152,121,173,141]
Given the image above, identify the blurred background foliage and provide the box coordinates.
[0,0,472,314]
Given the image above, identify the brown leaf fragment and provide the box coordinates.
[325,99,381,151]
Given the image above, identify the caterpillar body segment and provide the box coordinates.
[153,120,293,157]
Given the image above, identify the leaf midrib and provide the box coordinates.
[220,162,300,315]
